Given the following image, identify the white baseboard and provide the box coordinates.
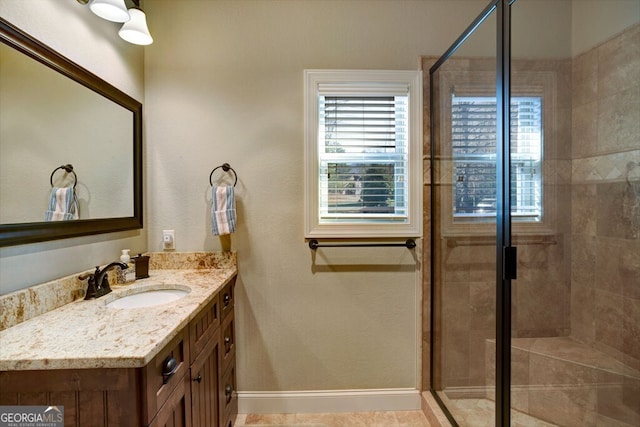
[238,388,421,414]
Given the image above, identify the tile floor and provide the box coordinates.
[235,399,560,427]
[235,410,433,426]
[444,398,557,427]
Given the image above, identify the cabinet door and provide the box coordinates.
[148,373,192,427]
[190,329,220,427]
[189,297,220,363]
[219,362,237,427]
[143,329,190,425]
[220,310,235,374]
[220,277,236,320]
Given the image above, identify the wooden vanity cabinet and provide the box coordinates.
[148,276,237,427]
[0,368,144,425]
[0,276,237,427]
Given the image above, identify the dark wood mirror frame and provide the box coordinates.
[0,18,143,247]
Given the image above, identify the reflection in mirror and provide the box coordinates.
[0,18,142,246]
[0,42,133,223]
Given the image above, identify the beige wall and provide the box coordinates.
[571,0,640,56]
[143,0,487,392]
[0,0,146,294]
[0,0,487,396]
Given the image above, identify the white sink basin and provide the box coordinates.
[106,287,190,309]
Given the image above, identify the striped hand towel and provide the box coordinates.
[211,186,237,235]
[45,186,79,221]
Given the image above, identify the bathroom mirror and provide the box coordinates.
[0,18,143,246]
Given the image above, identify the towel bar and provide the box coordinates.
[308,239,416,250]
[209,163,238,187]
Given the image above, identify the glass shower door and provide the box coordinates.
[430,3,499,425]
[431,1,639,425]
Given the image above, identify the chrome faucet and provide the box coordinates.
[79,262,128,300]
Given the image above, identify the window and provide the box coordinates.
[452,95,542,222]
[321,96,407,218]
[304,70,422,238]
[436,66,558,237]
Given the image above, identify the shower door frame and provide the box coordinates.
[428,1,516,426]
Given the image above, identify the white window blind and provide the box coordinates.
[452,95,542,221]
[319,95,408,220]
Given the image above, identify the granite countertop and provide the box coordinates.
[0,267,236,371]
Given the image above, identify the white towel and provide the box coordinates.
[211,186,237,235]
[45,186,79,221]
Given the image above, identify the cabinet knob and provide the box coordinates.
[193,374,202,383]
[224,336,231,345]
[162,357,179,384]
[225,384,233,402]
[223,294,231,306]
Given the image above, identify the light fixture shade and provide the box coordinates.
[89,0,130,23]
[118,8,153,45]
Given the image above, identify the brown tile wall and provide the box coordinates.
[426,56,573,391]
[423,22,639,395]
[570,23,640,372]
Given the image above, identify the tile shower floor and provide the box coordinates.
[235,411,432,426]
[442,397,557,427]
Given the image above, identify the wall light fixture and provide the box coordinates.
[77,0,153,45]
[88,0,130,23]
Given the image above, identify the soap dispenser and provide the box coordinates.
[132,253,150,279]
[120,249,131,263]
[117,249,136,284]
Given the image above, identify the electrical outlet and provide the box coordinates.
[162,229,175,250]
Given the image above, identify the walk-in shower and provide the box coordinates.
[427,0,639,425]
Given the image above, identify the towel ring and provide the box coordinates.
[50,164,77,189]
[209,163,238,187]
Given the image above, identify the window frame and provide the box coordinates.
[437,68,558,237]
[304,70,423,238]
